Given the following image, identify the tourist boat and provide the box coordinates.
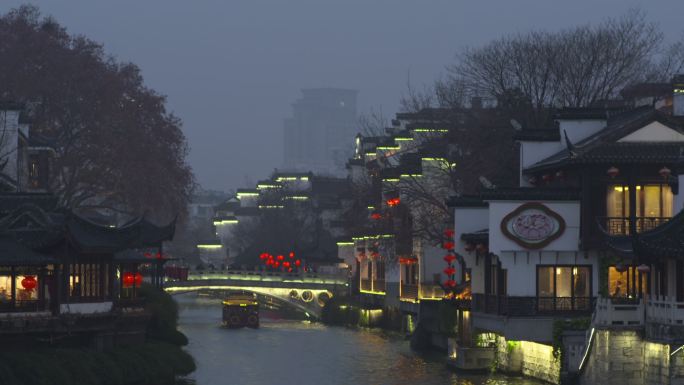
[222,293,259,328]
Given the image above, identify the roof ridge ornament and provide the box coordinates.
[563,129,577,158]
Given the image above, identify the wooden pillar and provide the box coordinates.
[628,175,638,235]
[10,266,15,309]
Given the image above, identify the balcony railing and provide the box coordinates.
[400,283,418,300]
[360,278,372,292]
[0,300,46,313]
[472,294,594,316]
[598,217,670,235]
[594,296,644,327]
[645,295,684,325]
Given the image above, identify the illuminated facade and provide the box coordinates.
[448,79,684,384]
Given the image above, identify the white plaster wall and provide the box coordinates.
[238,195,258,207]
[60,301,113,314]
[618,121,684,142]
[488,201,580,255]
[454,206,489,290]
[500,250,600,297]
[420,242,444,285]
[559,119,606,145]
[519,141,565,186]
[337,244,356,274]
[674,175,684,215]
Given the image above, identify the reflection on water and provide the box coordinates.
[176,294,543,385]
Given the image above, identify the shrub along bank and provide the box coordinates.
[0,286,195,385]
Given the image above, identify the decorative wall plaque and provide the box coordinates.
[500,202,566,249]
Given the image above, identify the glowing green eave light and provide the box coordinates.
[213,220,238,225]
[197,244,222,249]
[383,178,400,182]
[400,174,422,178]
[336,241,354,246]
[237,192,259,197]
[394,137,413,141]
[413,128,449,133]
[258,205,285,209]
[285,196,309,200]
[257,184,279,189]
[377,146,400,150]
[365,153,377,157]
[422,157,448,162]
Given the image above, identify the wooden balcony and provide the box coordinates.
[400,283,418,300]
[472,294,594,317]
[360,278,372,292]
[598,216,669,235]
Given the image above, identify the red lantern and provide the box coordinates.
[443,254,457,263]
[123,272,134,288]
[660,166,671,179]
[386,197,400,207]
[370,212,382,220]
[134,272,143,287]
[442,241,455,250]
[284,261,290,268]
[444,229,455,238]
[144,252,152,258]
[21,276,37,291]
[444,279,456,288]
[295,259,301,267]
[288,268,293,272]
[277,255,284,261]
[607,166,619,178]
[289,252,295,259]
[274,261,280,268]
[443,267,456,276]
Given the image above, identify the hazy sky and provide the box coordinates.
[2,1,682,192]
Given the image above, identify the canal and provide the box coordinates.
[176,294,544,385]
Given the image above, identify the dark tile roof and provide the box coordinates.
[234,207,260,217]
[480,188,581,201]
[611,209,684,259]
[526,107,684,173]
[446,195,488,207]
[555,106,631,120]
[0,193,58,213]
[0,236,56,265]
[460,229,488,244]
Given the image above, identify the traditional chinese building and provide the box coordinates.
[449,77,684,384]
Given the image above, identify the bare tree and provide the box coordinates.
[358,106,389,137]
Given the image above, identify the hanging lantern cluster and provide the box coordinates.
[122,272,143,288]
[260,251,301,272]
[442,228,457,289]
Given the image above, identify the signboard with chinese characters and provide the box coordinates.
[500,202,566,249]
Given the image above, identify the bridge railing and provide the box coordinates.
[177,269,348,285]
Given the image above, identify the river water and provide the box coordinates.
[176,294,544,385]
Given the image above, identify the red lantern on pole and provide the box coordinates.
[277,255,284,261]
[443,267,456,276]
[295,259,301,267]
[21,276,37,291]
[443,241,455,250]
[134,272,143,287]
[289,252,295,259]
[444,228,455,238]
[443,254,457,264]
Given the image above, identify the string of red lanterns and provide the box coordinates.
[122,272,143,288]
[442,228,457,289]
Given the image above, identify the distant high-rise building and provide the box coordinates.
[283,88,358,176]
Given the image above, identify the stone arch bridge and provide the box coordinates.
[164,270,349,318]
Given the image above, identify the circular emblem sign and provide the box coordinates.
[500,203,565,249]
